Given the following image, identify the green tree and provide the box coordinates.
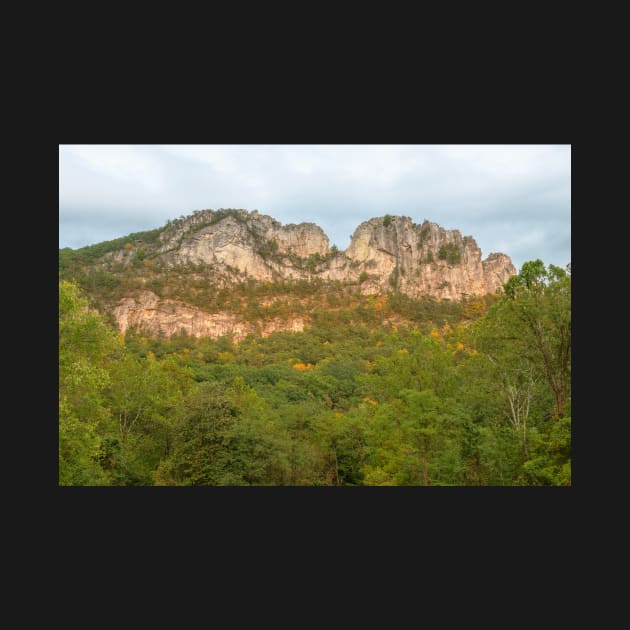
[497,260,571,418]
[222,377,291,484]
[463,260,571,484]
[361,390,466,486]
[154,382,239,485]
[59,281,122,485]
[103,355,193,485]
[437,243,460,264]
[154,378,291,485]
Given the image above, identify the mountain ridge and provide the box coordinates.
[60,208,516,339]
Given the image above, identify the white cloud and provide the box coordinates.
[59,144,571,270]
[61,145,165,193]
[158,144,241,175]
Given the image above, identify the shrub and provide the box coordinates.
[306,253,322,273]
[131,249,146,268]
[257,238,280,261]
[447,250,461,265]
[383,214,392,227]
[438,243,461,265]
[417,224,431,247]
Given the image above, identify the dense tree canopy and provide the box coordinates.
[58,260,571,486]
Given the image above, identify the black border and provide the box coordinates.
[49,86,576,559]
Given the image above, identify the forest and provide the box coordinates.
[59,260,571,486]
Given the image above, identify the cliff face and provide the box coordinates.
[154,209,329,281]
[148,209,514,299]
[113,290,305,342]
[99,208,515,339]
[340,216,516,300]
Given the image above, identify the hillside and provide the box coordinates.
[59,257,571,486]
[59,208,516,340]
[59,210,570,486]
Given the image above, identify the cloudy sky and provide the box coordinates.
[59,144,571,271]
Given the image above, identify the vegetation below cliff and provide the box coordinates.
[59,259,571,486]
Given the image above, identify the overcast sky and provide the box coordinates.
[59,144,571,271]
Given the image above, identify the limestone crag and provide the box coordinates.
[113,290,305,342]
[155,209,329,281]
[102,209,516,338]
[144,209,515,300]
[338,216,516,300]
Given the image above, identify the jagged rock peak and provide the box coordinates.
[159,208,330,259]
[102,208,516,303]
[341,214,516,300]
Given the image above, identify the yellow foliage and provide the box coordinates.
[362,466,394,485]
[463,298,485,318]
[292,362,314,371]
[398,348,409,355]
[430,328,440,339]
[118,331,125,343]
[124,242,133,251]
[363,396,378,407]
[335,412,343,418]
[448,340,467,355]
[147,351,155,361]
[376,340,383,348]
[373,295,388,310]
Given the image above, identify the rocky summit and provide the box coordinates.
[66,208,516,339]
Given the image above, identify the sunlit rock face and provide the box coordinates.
[113,290,305,341]
[152,209,514,299]
[105,209,515,338]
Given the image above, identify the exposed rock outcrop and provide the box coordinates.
[339,216,516,300]
[155,209,329,281]
[145,209,515,300]
[101,208,516,338]
[113,290,305,342]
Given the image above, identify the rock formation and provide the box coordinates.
[94,208,516,339]
[339,216,515,300]
[113,290,305,342]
